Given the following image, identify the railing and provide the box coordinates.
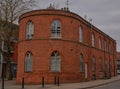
[20,76,60,89]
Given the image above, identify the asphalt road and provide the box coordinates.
[89,80,120,89]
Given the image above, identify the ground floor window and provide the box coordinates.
[99,59,103,72]
[25,51,33,72]
[50,51,61,72]
[92,56,96,71]
[80,54,83,72]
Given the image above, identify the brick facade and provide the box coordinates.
[16,9,117,84]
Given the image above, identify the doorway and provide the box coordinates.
[85,63,88,79]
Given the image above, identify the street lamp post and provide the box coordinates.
[0,56,2,78]
[0,41,4,78]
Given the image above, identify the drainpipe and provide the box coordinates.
[108,41,111,79]
[103,37,106,78]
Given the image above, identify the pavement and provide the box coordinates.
[0,75,120,89]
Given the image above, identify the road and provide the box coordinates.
[89,80,120,89]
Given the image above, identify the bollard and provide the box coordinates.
[57,76,60,86]
[2,77,4,89]
[54,76,56,85]
[42,77,44,88]
[22,77,24,89]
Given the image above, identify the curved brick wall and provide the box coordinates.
[17,9,117,84]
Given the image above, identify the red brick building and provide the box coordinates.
[17,7,117,84]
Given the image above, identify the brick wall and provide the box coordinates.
[16,9,117,84]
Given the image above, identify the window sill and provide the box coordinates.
[24,71,33,73]
[26,39,33,40]
[79,71,84,73]
[51,37,61,39]
[92,46,95,48]
[49,71,62,73]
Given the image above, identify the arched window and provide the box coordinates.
[80,54,83,72]
[99,37,102,49]
[79,27,83,42]
[99,58,103,72]
[92,33,95,47]
[50,51,61,72]
[51,20,61,38]
[92,56,96,71]
[25,51,32,72]
[104,40,107,51]
[26,20,34,39]
[108,43,111,52]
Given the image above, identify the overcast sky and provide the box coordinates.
[36,0,120,51]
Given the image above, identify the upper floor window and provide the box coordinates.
[80,54,83,72]
[26,20,34,39]
[79,27,83,42]
[92,56,96,71]
[51,20,61,38]
[99,37,102,49]
[92,33,95,47]
[50,51,61,72]
[108,43,111,52]
[104,40,107,51]
[25,51,33,72]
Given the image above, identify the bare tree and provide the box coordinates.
[0,0,37,80]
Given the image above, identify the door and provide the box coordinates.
[85,63,88,79]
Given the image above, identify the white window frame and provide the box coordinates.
[92,33,95,47]
[50,51,61,72]
[26,21,34,39]
[51,20,61,38]
[25,52,33,72]
[99,37,102,49]
[79,27,83,43]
